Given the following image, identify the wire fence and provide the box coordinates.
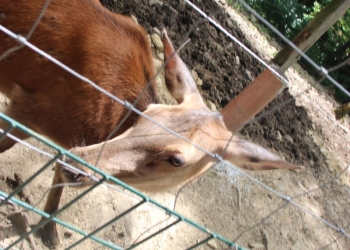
[0,0,349,249]
[0,113,242,250]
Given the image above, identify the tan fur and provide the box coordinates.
[0,0,302,247]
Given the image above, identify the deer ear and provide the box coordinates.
[223,138,303,170]
[162,29,207,108]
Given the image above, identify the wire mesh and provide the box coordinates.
[0,0,349,249]
[0,113,243,249]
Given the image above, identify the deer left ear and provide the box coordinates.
[223,138,303,170]
[162,29,207,108]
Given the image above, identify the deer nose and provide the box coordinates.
[60,165,87,182]
[58,160,95,184]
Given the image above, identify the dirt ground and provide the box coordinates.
[1,0,350,249]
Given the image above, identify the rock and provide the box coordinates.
[207,239,218,249]
[191,70,199,81]
[226,19,235,29]
[130,15,138,24]
[284,135,294,144]
[191,70,203,86]
[320,146,329,158]
[207,101,217,112]
[245,69,254,81]
[217,0,226,5]
[146,34,152,46]
[157,52,164,61]
[152,27,161,35]
[311,123,316,130]
[248,242,265,249]
[149,0,163,6]
[235,55,240,65]
[153,58,162,72]
[196,78,203,86]
[151,33,164,52]
[64,231,72,238]
[296,150,302,159]
[276,131,282,141]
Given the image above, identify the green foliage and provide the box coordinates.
[231,0,350,102]
[239,0,308,38]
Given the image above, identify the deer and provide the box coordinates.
[0,0,302,247]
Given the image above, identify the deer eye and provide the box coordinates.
[169,156,185,166]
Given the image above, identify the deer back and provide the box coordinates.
[0,0,157,148]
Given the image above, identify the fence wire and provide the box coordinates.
[0,114,242,250]
[0,0,349,249]
[235,0,350,99]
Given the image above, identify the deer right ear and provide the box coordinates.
[162,29,207,109]
[222,138,303,171]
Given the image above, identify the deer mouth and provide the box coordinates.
[59,162,98,186]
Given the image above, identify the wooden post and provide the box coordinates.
[224,0,350,132]
[222,68,285,133]
[273,0,350,72]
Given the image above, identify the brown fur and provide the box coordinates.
[1,0,157,246]
[0,0,157,149]
[0,0,302,247]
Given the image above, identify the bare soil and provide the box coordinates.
[1,0,350,249]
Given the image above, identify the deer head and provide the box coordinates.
[62,30,302,192]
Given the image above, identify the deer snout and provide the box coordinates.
[58,154,99,187]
